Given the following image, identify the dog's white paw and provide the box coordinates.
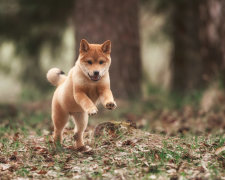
[87,106,98,116]
[105,101,117,110]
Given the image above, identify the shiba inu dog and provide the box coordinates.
[47,39,117,151]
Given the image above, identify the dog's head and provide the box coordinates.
[78,39,111,82]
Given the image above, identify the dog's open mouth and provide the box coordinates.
[88,74,101,81]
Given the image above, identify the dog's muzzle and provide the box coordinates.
[88,73,101,81]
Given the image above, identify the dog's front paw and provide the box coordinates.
[105,101,117,110]
[87,106,98,116]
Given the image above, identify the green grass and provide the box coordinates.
[1,125,224,179]
[0,96,225,179]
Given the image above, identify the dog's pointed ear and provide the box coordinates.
[101,40,111,54]
[80,39,89,52]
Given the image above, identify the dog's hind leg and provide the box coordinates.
[52,103,69,144]
[72,112,89,150]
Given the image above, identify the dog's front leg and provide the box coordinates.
[74,90,98,115]
[98,86,117,110]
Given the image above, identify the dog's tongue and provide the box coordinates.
[92,75,99,81]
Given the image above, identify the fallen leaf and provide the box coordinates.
[47,162,54,167]
[37,170,47,174]
[215,146,225,155]
[0,157,7,163]
[30,166,37,171]
[47,170,58,177]
[9,155,17,161]
[122,139,134,146]
[0,164,11,171]
[13,132,20,141]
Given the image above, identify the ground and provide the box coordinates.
[0,99,224,179]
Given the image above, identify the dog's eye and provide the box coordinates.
[99,61,104,65]
[87,60,92,65]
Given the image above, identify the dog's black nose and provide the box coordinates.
[94,71,99,76]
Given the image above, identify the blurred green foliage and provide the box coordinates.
[146,83,203,110]
[20,85,54,102]
[0,0,74,89]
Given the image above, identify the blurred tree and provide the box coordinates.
[74,0,141,98]
[222,1,225,85]
[144,0,225,92]
[0,0,74,89]
[198,0,225,86]
[173,0,225,91]
[171,1,202,91]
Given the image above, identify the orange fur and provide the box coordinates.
[47,39,116,150]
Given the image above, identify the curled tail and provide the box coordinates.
[46,68,67,86]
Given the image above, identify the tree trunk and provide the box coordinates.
[74,0,141,99]
[222,1,225,85]
[171,0,225,92]
[171,0,202,92]
[198,0,224,82]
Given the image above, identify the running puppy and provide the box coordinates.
[47,39,117,151]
